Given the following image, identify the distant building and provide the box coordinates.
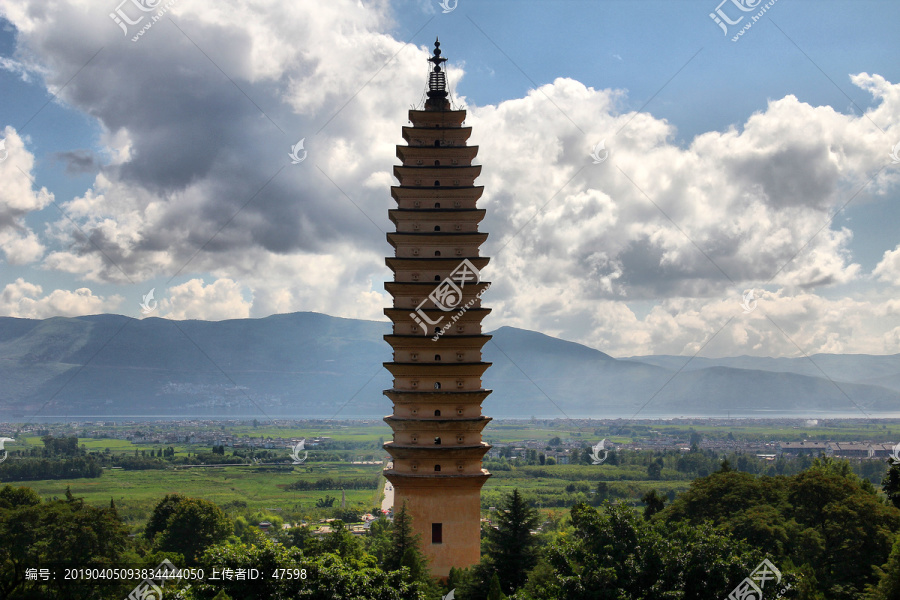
[777,441,830,456]
[873,443,898,459]
[828,443,874,458]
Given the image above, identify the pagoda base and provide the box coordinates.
[385,470,489,578]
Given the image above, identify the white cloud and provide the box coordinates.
[0,278,122,318]
[158,278,251,321]
[874,244,900,286]
[2,0,900,357]
[0,127,52,265]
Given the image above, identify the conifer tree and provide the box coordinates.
[486,489,540,595]
[383,501,429,581]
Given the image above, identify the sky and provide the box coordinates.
[1,0,900,359]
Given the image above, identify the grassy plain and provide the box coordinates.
[22,462,386,526]
[7,418,898,528]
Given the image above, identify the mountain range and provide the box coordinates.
[1,312,898,420]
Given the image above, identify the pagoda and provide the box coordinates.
[382,39,493,578]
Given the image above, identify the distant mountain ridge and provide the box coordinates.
[1,312,898,420]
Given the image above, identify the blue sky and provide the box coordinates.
[1,0,899,357]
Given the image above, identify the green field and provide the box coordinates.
[19,462,386,527]
[6,418,898,531]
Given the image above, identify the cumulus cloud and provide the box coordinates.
[0,127,52,265]
[2,0,900,357]
[157,278,251,321]
[0,278,122,318]
[874,244,900,286]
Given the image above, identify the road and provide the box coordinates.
[381,462,394,513]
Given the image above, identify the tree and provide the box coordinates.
[382,502,428,583]
[487,572,508,600]
[0,485,134,599]
[866,534,900,600]
[882,463,900,509]
[689,431,702,447]
[662,461,900,600]
[486,489,540,595]
[647,461,662,480]
[319,520,365,560]
[641,489,666,520]
[195,536,428,600]
[150,496,233,562]
[145,493,186,540]
[520,502,762,600]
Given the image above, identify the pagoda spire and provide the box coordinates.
[425,38,450,110]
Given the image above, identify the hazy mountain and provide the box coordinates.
[625,354,900,391]
[1,313,898,420]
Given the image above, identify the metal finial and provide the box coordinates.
[428,40,447,73]
[425,37,449,109]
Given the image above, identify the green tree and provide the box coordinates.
[316,495,336,508]
[145,493,186,540]
[0,485,134,599]
[662,460,900,600]
[383,501,429,584]
[486,488,540,595]
[487,572,508,600]
[196,536,427,600]
[318,520,365,560]
[641,489,666,520]
[520,502,761,600]
[866,534,900,600]
[882,463,900,509]
[364,516,392,563]
[152,496,233,562]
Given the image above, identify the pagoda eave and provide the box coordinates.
[383,362,492,377]
[407,109,467,126]
[383,471,491,489]
[384,307,491,319]
[402,126,472,145]
[391,186,484,202]
[386,232,489,247]
[396,146,478,163]
[384,442,491,460]
[384,334,491,348]
[384,257,490,272]
[384,416,492,432]
[383,389,493,402]
[394,165,482,179]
